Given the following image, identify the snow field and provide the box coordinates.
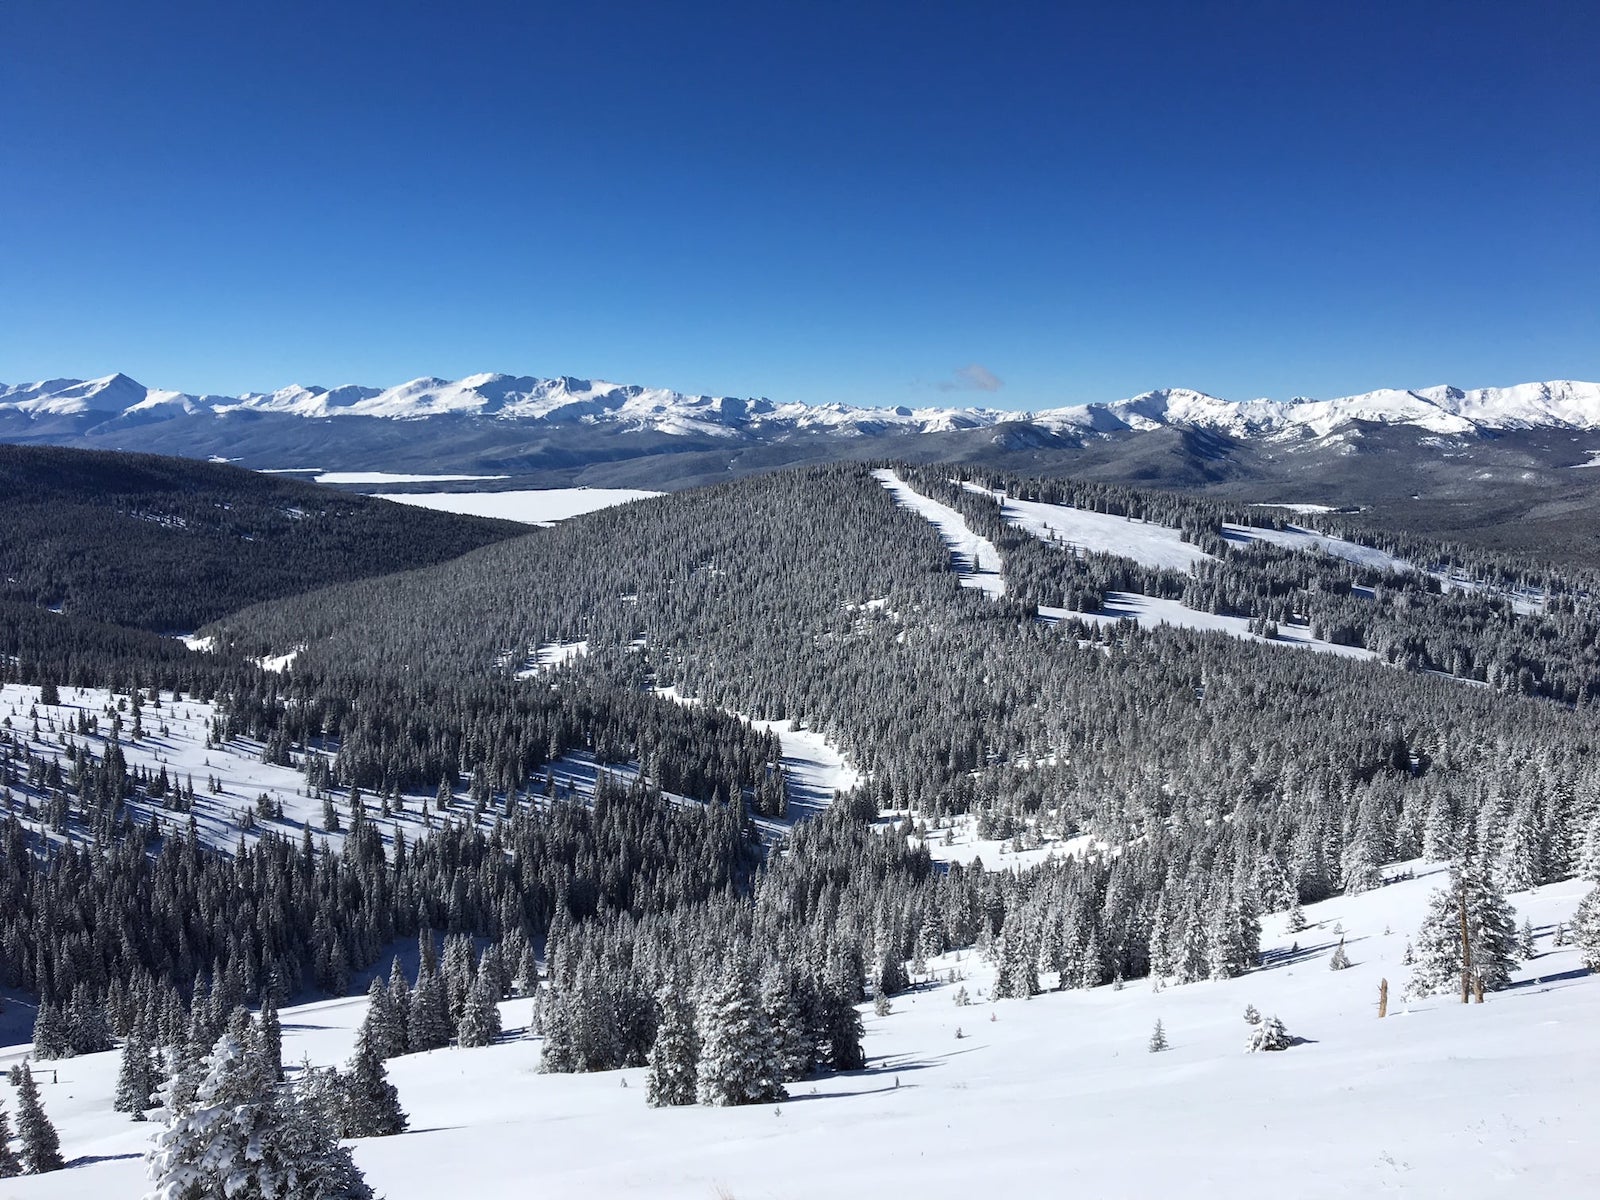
[3,865,1595,1199]
[1038,593,1379,661]
[365,486,663,526]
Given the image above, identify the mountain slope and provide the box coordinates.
[0,445,524,632]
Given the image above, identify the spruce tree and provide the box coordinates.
[115,1031,159,1118]
[0,1103,20,1177]
[340,1027,407,1137]
[645,989,700,1107]
[1572,886,1600,972]
[1246,1014,1292,1052]
[1406,862,1521,998]
[695,967,786,1106]
[14,1063,64,1174]
[258,993,284,1083]
[457,968,503,1049]
[1147,1019,1168,1053]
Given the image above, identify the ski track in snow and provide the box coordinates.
[5,864,1596,1200]
[873,469,1006,598]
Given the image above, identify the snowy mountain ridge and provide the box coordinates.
[4,372,1600,441]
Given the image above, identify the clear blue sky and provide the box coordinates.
[2,1,1596,409]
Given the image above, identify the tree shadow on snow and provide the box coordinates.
[1258,938,1340,968]
[69,1152,143,1168]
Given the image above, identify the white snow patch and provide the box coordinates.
[315,471,512,485]
[367,487,662,526]
[514,640,589,678]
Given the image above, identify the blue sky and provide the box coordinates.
[2,1,1596,410]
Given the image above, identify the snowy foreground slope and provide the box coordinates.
[1,866,1593,1199]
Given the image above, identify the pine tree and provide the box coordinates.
[1329,939,1351,971]
[115,1032,159,1118]
[1285,898,1309,934]
[0,1103,21,1177]
[1572,886,1600,972]
[1147,1019,1168,1053]
[407,969,452,1052]
[1406,861,1522,999]
[14,1063,64,1174]
[457,967,503,1049]
[145,1031,375,1200]
[340,1027,407,1137]
[1246,1014,1292,1052]
[258,993,284,1083]
[695,968,786,1106]
[361,977,406,1061]
[645,989,700,1108]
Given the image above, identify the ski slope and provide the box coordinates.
[874,470,1006,598]
[1039,593,1379,661]
[3,865,1594,1200]
[962,482,1214,572]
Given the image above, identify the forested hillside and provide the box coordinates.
[0,459,1596,1178]
[0,446,522,632]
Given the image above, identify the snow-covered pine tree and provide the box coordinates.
[407,968,452,1052]
[1577,811,1600,883]
[1147,1019,1168,1053]
[457,965,503,1048]
[695,967,786,1106]
[145,1031,376,1200]
[361,977,407,1061]
[994,905,1039,999]
[1246,1014,1292,1052]
[645,989,700,1107]
[1519,917,1537,959]
[1329,939,1351,970]
[0,1103,21,1177]
[539,987,577,1073]
[1405,861,1521,999]
[114,1031,159,1119]
[1572,886,1600,972]
[14,1063,63,1174]
[1285,898,1309,934]
[340,1027,407,1137]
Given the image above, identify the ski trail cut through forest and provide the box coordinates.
[654,686,862,821]
[872,469,1006,598]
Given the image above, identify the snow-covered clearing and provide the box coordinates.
[895,808,1101,871]
[1039,593,1379,661]
[6,865,1595,1200]
[315,471,512,485]
[873,469,1006,598]
[365,486,662,526]
[513,639,589,678]
[1252,501,1340,513]
[962,482,1213,572]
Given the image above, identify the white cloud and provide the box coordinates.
[937,363,1003,393]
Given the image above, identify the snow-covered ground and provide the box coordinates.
[513,639,590,677]
[1222,522,1412,574]
[4,864,1594,1199]
[315,471,512,485]
[366,487,662,526]
[962,482,1214,572]
[874,470,1006,598]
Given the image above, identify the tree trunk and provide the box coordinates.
[1378,977,1388,1019]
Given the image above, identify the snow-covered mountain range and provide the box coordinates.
[4,372,1599,441]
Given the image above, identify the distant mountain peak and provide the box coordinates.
[3,372,1598,443]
